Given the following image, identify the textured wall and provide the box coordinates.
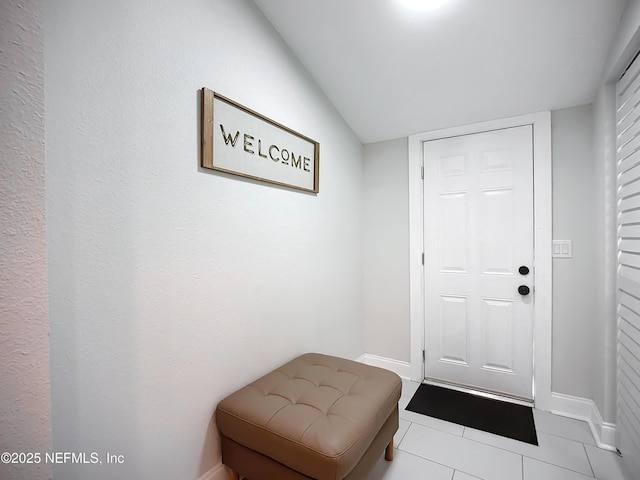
[0,1,52,479]
[45,1,363,479]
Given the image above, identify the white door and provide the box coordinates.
[423,125,534,401]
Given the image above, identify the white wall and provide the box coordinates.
[591,84,618,424]
[0,1,52,479]
[45,1,364,479]
[363,139,410,363]
[551,105,598,400]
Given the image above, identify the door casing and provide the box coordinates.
[408,111,552,410]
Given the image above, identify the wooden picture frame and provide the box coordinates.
[201,88,320,193]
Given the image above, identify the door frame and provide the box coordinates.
[408,111,552,410]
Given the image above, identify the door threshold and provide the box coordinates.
[423,378,534,407]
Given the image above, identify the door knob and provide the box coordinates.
[519,266,530,275]
[518,285,530,296]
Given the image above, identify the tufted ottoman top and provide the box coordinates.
[216,353,402,479]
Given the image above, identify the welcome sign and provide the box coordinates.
[201,88,320,193]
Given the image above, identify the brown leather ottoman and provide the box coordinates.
[216,353,402,480]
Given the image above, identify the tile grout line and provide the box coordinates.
[403,416,595,477]
[582,442,597,478]
[400,393,605,479]
[470,432,597,478]
[399,421,520,479]
[404,402,597,446]
[523,456,599,478]
[401,421,588,480]
[394,435,460,475]
[395,420,411,447]
[535,429,596,446]
[398,421,525,479]
[399,411,465,437]
[533,412,597,446]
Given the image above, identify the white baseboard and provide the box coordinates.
[356,353,412,379]
[356,356,619,451]
[550,392,617,451]
[197,463,228,480]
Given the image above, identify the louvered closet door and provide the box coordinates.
[616,53,640,479]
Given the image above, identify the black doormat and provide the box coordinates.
[406,383,538,445]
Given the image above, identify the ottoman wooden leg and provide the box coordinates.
[385,439,394,461]
[228,469,239,480]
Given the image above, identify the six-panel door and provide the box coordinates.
[423,125,534,401]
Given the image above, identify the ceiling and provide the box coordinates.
[252,0,627,144]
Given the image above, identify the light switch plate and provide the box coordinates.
[552,240,573,258]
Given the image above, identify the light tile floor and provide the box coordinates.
[369,380,632,480]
